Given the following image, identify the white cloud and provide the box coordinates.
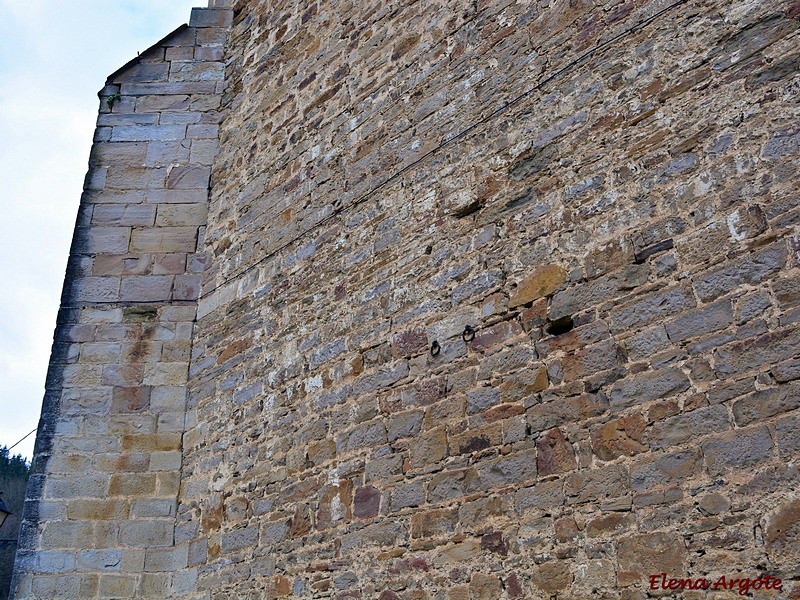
[0,0,201,459]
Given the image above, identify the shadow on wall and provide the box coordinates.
[0,449,30,600]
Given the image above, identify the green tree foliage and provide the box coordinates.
[1,446,30,599]
[0,447,29,481]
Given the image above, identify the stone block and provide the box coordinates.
[714,327,800,377]
[187,123,222,138]
[591,414,647,460]
[119,520,174,548]
[98,574,137,597]
[111,125,187,142]
[610,286,696,333]
[390,480,426,511]
[66,498,130,521]
[509,264,567,308]
[97,113,159,127]
[536,427,576,476]
[664,299,733,343]
[166,46,195,61]
[144,545,189,572]
[105,166,166,189]
[149,450,183,471]
[764,497,800,575]
[45,476,109,501]
[119,275,174,302]
[31,575,81,597]
[166,165,212,189]
[130,227,198,252]
[647,404,730,450]
[189,7,234,28]
[150,386,187,411]
[156,203,208,226]
[77,550,123,572]
[776,411,800,458]
[550,265,649,321]
[617,532,685,581]
[92,204,156,226]
[410,508,458,538]
[120,81,217,96]
[630,447,702,491]
[693,243,787,301]
[171,62,225,83]
[136,94,190,112]
[190,139,219,165]
[35,551,76,574]
[221,526,258,552]
[73,226,131,254]
[466,387,500,414]
[701,426,773,476]
[564,464,628,505]
[527,391,608,432]
[90,142,148,166]
[610,368,690,412]
[387,409,423,441]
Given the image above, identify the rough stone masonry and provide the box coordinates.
[10,0,800,597]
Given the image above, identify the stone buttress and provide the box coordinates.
[11,4,232,598]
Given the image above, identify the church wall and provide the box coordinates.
[180,0,800,597]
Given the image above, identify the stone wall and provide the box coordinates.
[180,0,800,597]
[10,6,231,598]
[13,0,800,597]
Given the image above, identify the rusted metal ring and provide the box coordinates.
[462,325,475,342]
[430,340,441,356]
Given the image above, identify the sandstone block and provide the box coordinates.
[76,550,123,573]
[111,125,187,142]
[591,414,647,460]
[564,464,628,505]
[119,520,174,548]
[610,286,695,333]
[166,165,211,189]
[536,427,576,476]
[509,264,566,308]
[532,561,572,593]
[617,532,685,582]
[156,203,208,227]
[764,498,800,574]
[73,226,131,254]
[189,7,234,28]
[130,227,197,252]
[120,275,173,302]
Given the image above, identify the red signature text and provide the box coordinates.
[648,573,782,595]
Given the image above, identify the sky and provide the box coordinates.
[0,1,202,460]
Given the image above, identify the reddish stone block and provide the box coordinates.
[536,428,577,476]
[353,486,380,519]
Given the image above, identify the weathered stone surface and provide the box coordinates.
[536,428,576,476]
[509,264,566,308]
[617,533,686,582]
[610,368,691,411]
[591,414,648,460]
[765,498,800,575]
[17,1,800,598]
[701,426,774,476]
